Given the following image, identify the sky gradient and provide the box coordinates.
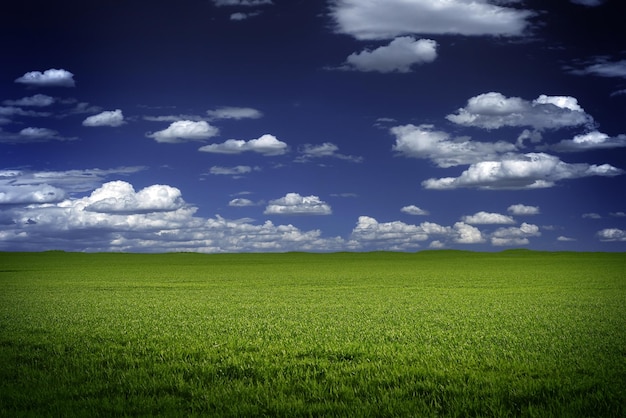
[1,0,625,252]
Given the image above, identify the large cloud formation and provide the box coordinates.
[330,0,534,40]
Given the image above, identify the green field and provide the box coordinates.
[0,250,624,417]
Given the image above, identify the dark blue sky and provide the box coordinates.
[1,0,625,252]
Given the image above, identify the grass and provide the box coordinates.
[0,250,624,416]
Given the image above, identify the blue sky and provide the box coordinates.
[1,0,625,252]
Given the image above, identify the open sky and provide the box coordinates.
[1,0,625,252]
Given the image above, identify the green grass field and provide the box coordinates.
[0,250,624,417]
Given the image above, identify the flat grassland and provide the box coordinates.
[0,250,624,416]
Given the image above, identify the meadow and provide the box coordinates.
[0,250,624,417]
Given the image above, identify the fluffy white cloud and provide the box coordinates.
[462,211,515,225]
[199,134,288,156]
[508,204,540,216]
[597,228,626,242]
[446,92,593,130]
[14,69,75,87]
[147,120,219,143]
[213,0,272,6]
[82,109,125,127]
[422,153,623,190]
[350,216,484,250]
[84,181,185,214]
[400,205,429,216]
[549,131,626,152]
[296,142,362,163]
[491,223,541,246]
[391,124,517,167]
[206,106,263,120]
[330,0,533,39]
[264,193,332,215]
[342,37,437,73]
[3,94,55,107]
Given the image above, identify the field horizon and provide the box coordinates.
[1,250,624,416]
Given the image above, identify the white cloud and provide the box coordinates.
[462,211,515,225]
[391,124,517,167]
[569,59,626,78]
[0,184,67,204]
[330,0,533,39]
[342,37,437,73]
[147,120,219,143]
[446,92,593,130]
[0,181,348,253]
[213,0,272,6]
[264,193,332,215]
[3,94,55,107]
[596,228,626,242]
[0,127,76,143]
[349,216,484,250]
[422,153,623,190]
[199,134,288,156]
[491,222,541,246]
[296,142,362,163]
[557,236,576,242]
[508,204,540,215]
[82,109,125,127]
[549,131,626,152]
[401,205,429,216]
[14,69,75,87]
[229,198,257,207]
[206,106,263,120]
[84,181,185,214]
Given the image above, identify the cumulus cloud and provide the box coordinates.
[147,120,219,143]
[508,204,540,216]
[198,134,288,156]
[491,223,541,246]
[548,131,626,152]
[401,205,429,216]
[0,181,348,253]
[446,92,593,130]
[206,106,263,120]
[596,228,626,242]
[3,94,55,107]
[264,193,332,215]
[341,37,437,73]
[462,211,515,225]
[350,216,484,250]
[422,152,623,190]
[83,181,185,214]
[391,124,517,167]
[296,142,362,163]
[15,69,75,87]
[330,0,533,39]
[213,0,272,6]
[82,109,125,127]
